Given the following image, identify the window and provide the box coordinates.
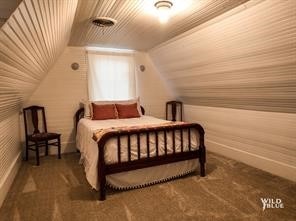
[87,51,136,101]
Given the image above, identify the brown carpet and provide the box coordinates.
[0,152,295,221]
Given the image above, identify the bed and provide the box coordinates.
[75,106,206,200]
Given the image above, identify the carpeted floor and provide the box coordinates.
[0,152,295,221]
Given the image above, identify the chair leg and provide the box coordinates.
[35,142,40,166]
[58,137,61,159]
[45,140,48,156]
[25,140,29,161]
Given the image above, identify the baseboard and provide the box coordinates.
[207,139,296,182]
[0,151,22,208]
[43,141,77,156]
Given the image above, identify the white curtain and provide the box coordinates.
[88,52,136,101]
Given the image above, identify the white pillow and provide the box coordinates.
[83,97,142,119]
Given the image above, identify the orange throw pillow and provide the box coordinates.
[115,103,140,119]
[91,103,117,120]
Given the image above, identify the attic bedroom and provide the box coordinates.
[0,0,295,220]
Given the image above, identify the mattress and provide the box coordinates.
[76,115,198,190]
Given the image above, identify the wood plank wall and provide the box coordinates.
[0,0,78,206]
[149,0,296,180]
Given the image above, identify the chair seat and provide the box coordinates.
[28,132,61,141]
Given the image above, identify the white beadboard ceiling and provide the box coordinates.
[0,0,78,121]
[69,0,249,50]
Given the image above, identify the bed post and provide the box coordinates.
[98,142,106,201]
[199,128,206,177]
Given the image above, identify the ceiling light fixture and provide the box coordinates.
[154,1,173,24]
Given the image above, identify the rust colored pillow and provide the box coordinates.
[91,103,117,120]
[115,103,140,119]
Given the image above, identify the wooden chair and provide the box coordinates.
[23,106,61,165]
[166,101,183,121]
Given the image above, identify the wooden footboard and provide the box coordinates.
[75,107,206,201]
[96,123,206,201]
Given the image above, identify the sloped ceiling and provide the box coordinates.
[149,0,296,113]
[0,0,22,27]
[69,0,249,50]
[0,0,252,122]
[0,0,78,121]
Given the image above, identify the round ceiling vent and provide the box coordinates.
[92,17,117,27]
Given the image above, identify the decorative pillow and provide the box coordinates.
[91,103,117,120]
[115,103,140,119]
[88,97,142,119]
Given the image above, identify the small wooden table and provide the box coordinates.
[166,101,183,121]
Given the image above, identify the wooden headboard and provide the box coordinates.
[75,106,145,130]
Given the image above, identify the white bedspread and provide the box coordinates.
[76,116,198,190]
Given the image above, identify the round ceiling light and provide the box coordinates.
[92,17,117,27]
[154,1,173,23]
[154,0,173,8]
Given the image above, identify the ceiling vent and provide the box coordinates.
[92,17,117,27]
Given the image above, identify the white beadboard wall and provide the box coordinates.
[149,0,296,181]
[25,47,88,153]
[134,51,176,117]
[0,114,21,207]
[0,0,78,121]
[0,0,78,207]
[26,47,174,153]
[184,105,296,181]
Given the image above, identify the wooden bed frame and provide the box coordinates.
[75,106,206,201]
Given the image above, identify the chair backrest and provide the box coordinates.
[23,106,48,136]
